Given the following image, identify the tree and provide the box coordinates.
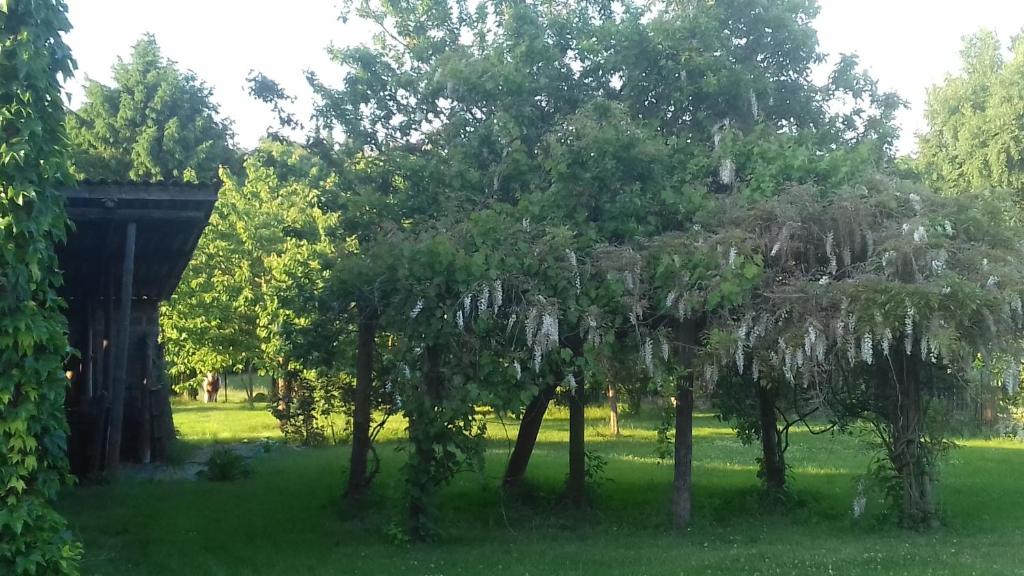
[161,142,339,440]
[67,33,237,182]
[714,177,1024,527]
[918,30,1024,199]
[0,1,82,573]
[300,0,902,535]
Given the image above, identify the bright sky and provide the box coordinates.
[65,1,1024,154]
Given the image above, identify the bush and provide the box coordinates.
[200,448,252,482]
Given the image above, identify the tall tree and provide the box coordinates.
[67,33,236,182]
[0,1,82,573]
[161,141,339,431]
[918,30,1024,198]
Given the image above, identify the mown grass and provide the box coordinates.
[59,398,1024,575]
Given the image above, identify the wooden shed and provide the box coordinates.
[59,182,218,477]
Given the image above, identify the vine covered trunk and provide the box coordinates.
[346,307,377,503]
[756,382,786,499]
[885,350,938,528]
[408,344,445,538]
[503,384,556,489]
[672,317,701,530]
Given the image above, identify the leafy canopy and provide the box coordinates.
[67,33,237,182]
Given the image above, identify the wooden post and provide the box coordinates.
[105,222,136,473]
[87,236,116,478]
[80,299,95,413]
[138,327,155,464]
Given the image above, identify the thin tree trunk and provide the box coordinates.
[503,384,556,489]
[756,382,785,499]
[565,332,586,507]
[347,308,376,503]
[608,382,620,436]
[672,317,700,530]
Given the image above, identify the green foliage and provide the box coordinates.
[161,142,339,386]
[67,33,237,182]
[918,30,1024,199]
[200,447,253,482]
[0,1,81,573]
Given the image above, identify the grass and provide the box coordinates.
[59,398,1024,575]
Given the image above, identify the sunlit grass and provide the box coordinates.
[60,398,1024,575]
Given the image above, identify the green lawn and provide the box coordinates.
[59,399,1024,575]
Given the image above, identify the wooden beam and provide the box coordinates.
[63,185,218,202]
[67,208,211,221]
[105,222,136,473]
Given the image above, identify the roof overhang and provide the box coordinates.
[58,182,219,301]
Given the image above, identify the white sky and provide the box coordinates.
[65,1,1024,154]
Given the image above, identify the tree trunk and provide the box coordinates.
[756,381,785,499]
[408,344,445,539]
[608,382,620,436]
[503,384,556,489]
[347,309,376,503]
[672,317,701,530]
[888,350,937,528]
[565,333,587,507]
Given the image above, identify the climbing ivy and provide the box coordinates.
[0,1,82,573]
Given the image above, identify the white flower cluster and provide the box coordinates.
[904,304,915,355]
[913,226,928,244]
[825,231,837,275]
[410,299,424,319]
[909,193,922,213]
[728,246,738,267]
[566,249,581,294]
[525,302,560,370]
[861,333,874,365]
[1005,362,1021,395]
[641,338,655,376]
[585,313,602,348]
[719,158,736,186]
[565,373,577,395]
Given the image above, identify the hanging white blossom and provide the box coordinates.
[904,305,915,355]
[478,285,490,316]
[728,246,738,267]
[512,361,522,381]
[410,299,424,319]
[719,158,736,186]
[987,275,999,290]
[566,249,581,294]
[456,309,465,330]
[909,193,922,213]
[881,328,893,356]
[665,289,678,309]
[861,332,874,365]
[642,338,655,376]
[565,373,577,395]
[492,280,503,311]
[825,231,837,274]
[913,226,928,244]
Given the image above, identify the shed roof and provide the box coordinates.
[58,182,218,301]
